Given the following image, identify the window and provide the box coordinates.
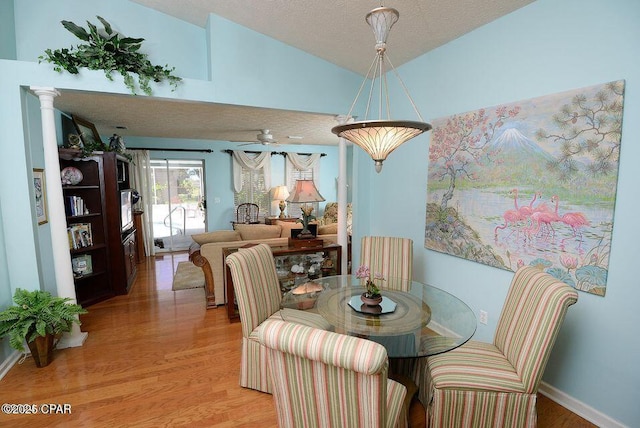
[234,168,269,219]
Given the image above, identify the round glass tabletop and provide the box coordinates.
[280,275,477,358]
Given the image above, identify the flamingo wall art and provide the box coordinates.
[425,80,625,296]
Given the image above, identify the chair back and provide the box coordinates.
[494,266,578,393]
[225,244,282,338]
[360,236,413,291]
[257,319,392,428]
[237,203,259,224]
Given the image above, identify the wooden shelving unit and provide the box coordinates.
[59,149,137,306]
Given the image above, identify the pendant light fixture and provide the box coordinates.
[332,5,431,173]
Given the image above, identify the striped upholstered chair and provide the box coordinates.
[361,236,418,392]
[225,244,330,393]
[421,266,578,427]
[257,319,407,428]
[360,236,413,291]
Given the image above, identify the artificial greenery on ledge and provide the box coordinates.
[39,16,182,95]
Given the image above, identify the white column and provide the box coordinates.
[335,115,351,274]
[31,87,88,349]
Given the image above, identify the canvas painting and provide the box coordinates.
[425,80,625,296]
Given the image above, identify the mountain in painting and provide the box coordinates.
[477,128,556,185]
[490,128,554,161]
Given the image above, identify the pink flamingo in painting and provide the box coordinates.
[513,189,550,218]
[526,210,557,238]
[527,195,590,241]
[557,200,590,238]
[494,208,523,238]
[495,189,528,239]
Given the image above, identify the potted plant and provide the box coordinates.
[0,289,87,367]
[39,16,181,95]
[355,265,384,306]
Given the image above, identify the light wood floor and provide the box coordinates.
[0,253,595,427]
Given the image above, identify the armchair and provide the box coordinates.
[421,266,578,427]
[225,243,330,393]
[257,319,407,428]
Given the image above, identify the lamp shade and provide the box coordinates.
[272,185,290,201]
[286,180,325,203]
[332,120,431,172]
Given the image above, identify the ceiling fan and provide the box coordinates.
[236,129,279,146]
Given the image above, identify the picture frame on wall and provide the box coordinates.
[33,168,47,225]
[72,114,103,150]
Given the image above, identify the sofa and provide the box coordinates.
[189,222,338,309]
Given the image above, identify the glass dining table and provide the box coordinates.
[280,275,477,358]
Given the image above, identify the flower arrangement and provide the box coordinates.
[355,265,384,297]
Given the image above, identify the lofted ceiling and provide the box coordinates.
[53,0,535,148]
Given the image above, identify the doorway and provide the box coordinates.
[150,159,206,252]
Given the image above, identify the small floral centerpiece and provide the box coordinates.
[355,265,384,305]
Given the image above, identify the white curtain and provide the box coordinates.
[285,153,322,190]
[125,149,155,256]
[232,151,271,192]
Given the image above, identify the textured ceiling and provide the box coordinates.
[53,91,338,146]
[131,0,535,75]
[53,0,535,148]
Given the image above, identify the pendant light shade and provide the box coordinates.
[332,5,431,173]
[332,120,431,172]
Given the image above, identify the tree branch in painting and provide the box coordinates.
[429,106,521,210]
[536,80,624,180]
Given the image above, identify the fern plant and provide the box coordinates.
[39,16,181,95]
[0,289,87,352]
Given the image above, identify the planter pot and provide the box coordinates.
[27,334,55,368]
[361,293,383,306]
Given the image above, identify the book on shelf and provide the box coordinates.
[67,223,93,249]
[71,254,93,277]
[65,195,88,216]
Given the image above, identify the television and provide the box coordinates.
[120,189,134,233]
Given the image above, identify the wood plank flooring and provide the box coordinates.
[0,253,596,427]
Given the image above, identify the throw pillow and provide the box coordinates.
[318,223,338,235]
[235,224,282,240]
[191,230,241,245]
[275,220,302,238]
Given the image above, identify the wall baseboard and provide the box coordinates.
[0,350,21,380]
[539,381,627,428]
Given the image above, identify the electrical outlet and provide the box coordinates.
[479,310,488,325]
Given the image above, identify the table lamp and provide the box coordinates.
[286,179,325,239]
[272,185,290,219]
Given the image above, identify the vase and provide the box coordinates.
[361,293,383,306]
[27,333,55,368]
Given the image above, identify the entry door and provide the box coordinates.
[150,159,205,252]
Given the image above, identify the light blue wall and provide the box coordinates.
[206,13,361,113]
[23,92,57,295]
[14,0,208,81]
[363,0,639,425]
[0,192,12,363]
[0,0,16,60]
